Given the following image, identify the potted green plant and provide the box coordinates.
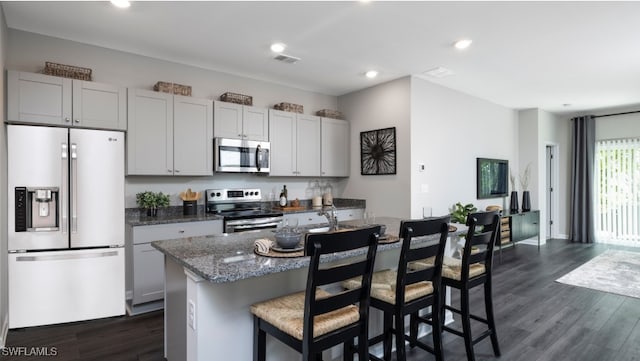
[450,202,478,224]
[136,191,170,216]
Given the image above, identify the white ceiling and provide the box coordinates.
[3,1,640,114]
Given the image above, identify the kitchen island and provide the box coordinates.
[152,217,463,361]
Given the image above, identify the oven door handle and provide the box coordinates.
[230,222,281,231]
[225,217,283,226]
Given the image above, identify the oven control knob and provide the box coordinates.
[245,192,249,196]
[216,192,221,197]
[255,191,260,196]
[249,191,254,196]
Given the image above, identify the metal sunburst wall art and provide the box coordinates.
[360,127,397,175]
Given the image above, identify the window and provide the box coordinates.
[595,138,640,245]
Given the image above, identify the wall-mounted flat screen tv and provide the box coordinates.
[477,158,509,199]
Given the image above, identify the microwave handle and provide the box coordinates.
[255,144,262,172]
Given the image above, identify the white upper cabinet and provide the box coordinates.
[7,70,126,130]
[269,109,320,177]
[214,101,268,141]
[321,117,349,177]
[127,89,213,176]
[173,96,214,176]
[127,89,173,175]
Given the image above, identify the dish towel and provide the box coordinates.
[254,238,274,254]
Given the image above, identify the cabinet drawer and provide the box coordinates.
[336,209,364,221]
[132,220,221,244]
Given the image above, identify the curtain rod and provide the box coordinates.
[594,110,640,118]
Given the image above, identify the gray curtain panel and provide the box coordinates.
[570,115,596,243]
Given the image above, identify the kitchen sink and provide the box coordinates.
[306,224,359,233]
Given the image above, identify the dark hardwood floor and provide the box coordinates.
[4,239,640,361]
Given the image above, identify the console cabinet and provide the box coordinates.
[510,210,540,242]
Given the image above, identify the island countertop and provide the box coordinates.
[151,217,464,284]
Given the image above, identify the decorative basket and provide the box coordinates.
[316,109,343,119]
[274,102,303,114]
[220,92,253,106]
[44,61,92,81]
[153,81,192,96]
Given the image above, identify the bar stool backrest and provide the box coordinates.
[462,211,501,282]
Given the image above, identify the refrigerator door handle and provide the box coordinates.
[15,250,120,262]
[71,143,78,233]
[61,143,68,235]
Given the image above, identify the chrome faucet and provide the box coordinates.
[318,204,338,231]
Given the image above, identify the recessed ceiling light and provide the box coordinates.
[454,39,473,50]
[365,70,378,79]
[563,103,572,107]
[110,0,130,8]
[270,43,286,53]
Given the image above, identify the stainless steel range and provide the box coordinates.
[205,188,283,233]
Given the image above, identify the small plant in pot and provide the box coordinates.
[450,202,478,224]
[136,191,170,216]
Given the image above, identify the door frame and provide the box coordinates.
[545,142,560,239]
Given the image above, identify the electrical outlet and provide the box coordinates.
[188,300,196,330]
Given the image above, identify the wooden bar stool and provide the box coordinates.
[251,226,381,361]
[438,210,501,361]
[342,216,450,361]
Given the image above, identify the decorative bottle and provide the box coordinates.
[279,185,287,207]
[322,182,333,206]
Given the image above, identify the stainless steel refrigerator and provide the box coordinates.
[7,124,125,328]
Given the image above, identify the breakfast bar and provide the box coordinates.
[152,217,463,361]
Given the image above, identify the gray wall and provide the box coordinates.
[410,77,518,218]
[6,29,346,207]
[338,77,412,218]
[0,5,8,347]
[337,76,519,220]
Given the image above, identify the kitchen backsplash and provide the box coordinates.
[125,174,349,208]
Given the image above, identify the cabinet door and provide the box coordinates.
[72,80,126,130]
[243,106,269,141]
[127,89,173,175]
[213,101,243,139]
[268,109,297,176]
[296,114,321,177]
[7,70,72,125]
[132,243,165,304]
[321,117,349,177]
[174,96,213,176]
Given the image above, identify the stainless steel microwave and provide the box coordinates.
[214,138,270,173]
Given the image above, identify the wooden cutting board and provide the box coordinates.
[274,206,308,211]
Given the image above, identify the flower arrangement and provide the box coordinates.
[519,163,532,191]
[509,167,517,191]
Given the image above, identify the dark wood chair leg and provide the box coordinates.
[431,293,444,361]
[409,311,418,348]
[395,310,407,361]
[484,281,501,357]
[358,327,369,361]
[383,311,393,361]
[343,338,354,361]
[253,316,266,361]
[460,288,475,361]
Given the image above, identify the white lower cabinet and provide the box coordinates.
[126,219,222,314]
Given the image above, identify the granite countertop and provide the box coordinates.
[151,216,463,284]
[126,198,366,226]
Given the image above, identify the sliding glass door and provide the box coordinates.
[595,138,640,245]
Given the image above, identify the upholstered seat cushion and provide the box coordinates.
[342,269,433,305]
[410,256,486,281]
[250,288,360,340]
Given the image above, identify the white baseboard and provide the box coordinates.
[0,316,9,349]
[557,233,569,239]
